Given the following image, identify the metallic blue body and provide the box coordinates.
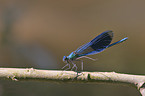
[62,30,128,71]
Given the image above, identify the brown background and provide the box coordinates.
[0,0,144,96]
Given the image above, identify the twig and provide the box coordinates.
[0,68,144,95]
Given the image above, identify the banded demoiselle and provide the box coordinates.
[62,30,128,71]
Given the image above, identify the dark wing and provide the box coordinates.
[75,30,113,56]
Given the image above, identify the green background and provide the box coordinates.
[0,0,144,96]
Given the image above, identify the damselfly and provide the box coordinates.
[62,30,128,71]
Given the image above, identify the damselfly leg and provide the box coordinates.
[70,61,78,71]
[62,62,71,70]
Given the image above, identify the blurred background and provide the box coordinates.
[0,0,144,96]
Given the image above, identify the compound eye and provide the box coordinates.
[63,56,67,62]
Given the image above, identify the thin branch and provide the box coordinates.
[0,68,145,95]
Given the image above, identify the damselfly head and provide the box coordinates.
[63,56,68,62]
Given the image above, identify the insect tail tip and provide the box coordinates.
[125,37,128,39]
[121,37,128,42]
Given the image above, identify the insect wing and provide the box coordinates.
[75,30,113,56]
